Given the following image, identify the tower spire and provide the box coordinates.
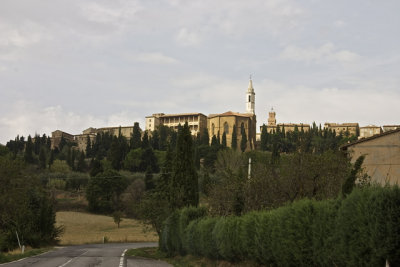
[246,77,255,114]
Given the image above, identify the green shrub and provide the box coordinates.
[160,210,180,256]
[196,217,219,259]
[213,216,242,261]
[177,206,207,255]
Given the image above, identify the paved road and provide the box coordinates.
[0,243,171,267]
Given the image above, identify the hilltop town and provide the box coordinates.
[49,79,399,152]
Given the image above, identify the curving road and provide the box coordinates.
[0,243,171,267]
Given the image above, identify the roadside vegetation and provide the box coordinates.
[3,120,395,265]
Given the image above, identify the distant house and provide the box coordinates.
[341,128,400,185]
[324,122,359,136]
[383,125,400,132]
[359,125,382,139]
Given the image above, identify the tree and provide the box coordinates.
[221,132,227,148]
[342,155,365,197]
[152,130,160,150]
[113,211,123,228]
[85,136,92,158]
[260,125,268,151]
[109,136,122,170]
[170,122,199,209]
[86,169,128,213]
[130,122,142,150]
[240,124,247,152]
[90,157,103,177]
[200,127,210,146]
[24,135,34,163]
[48,149,55,168]
[140,147,159,173]
[142,131,149,149]
[145,166,155,191]
[39,146,47,169]
[231,125,237,150]
[77,151,87,172]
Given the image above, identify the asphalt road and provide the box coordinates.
[0,243,172,267]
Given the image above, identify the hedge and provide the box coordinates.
[160,186,400,266]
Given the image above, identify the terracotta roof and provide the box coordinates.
[325,122,359,127]
[340,128,400,150]
[360,125,381,129]
[208,111,255,119]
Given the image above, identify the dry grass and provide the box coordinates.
[56,211,158,245]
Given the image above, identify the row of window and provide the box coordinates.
[211,122,246,136]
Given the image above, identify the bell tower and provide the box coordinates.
[246,77,255,114]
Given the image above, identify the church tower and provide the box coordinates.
[246,78,255,114]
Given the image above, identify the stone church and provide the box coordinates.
[207,79,257,150]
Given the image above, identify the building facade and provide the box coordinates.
[383,125,400,132]
[260,108,310,133]
[341,129,400,185]
[324,122,359,136]
[359,125,382,139]
[208,111,256,150]
[51,130,75,149]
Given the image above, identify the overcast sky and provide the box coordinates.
[0,0,399,144]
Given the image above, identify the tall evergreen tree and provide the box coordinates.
[200,127,210,146]
[231,125,237,150]
[48,149,55,168]
[24,135,34,163]
[260,125,268,151]
[152,130,160,150]
[85,135,92,158]
[171,122,199,209]
[77,151,87,172]
[141,131,149,149]
[130,122,142,149]
[109,136,122,170]
[221,132,227,148]
[145,166,155,191]
[39,146,47,169]
[240,124,247,152]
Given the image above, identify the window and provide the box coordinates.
[248,95,251,102]
[224,122,229,134]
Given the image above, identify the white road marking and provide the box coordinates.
[119,249,127,267]
[57,250,89,267]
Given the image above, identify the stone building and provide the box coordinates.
[145,113,207,136]
[341,128,400,185]
[260,108,310,133]
[383,125,400,132]
[324,122,359,136]
[207,79,257,150]
[51,130,74,149]
[359,125,382,139]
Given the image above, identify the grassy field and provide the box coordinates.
[56,211,158,245]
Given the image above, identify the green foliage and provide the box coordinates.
[231,125,237,150]
[342,155,365,197]
[161,186,400,266]
[0,157,62,251]
[50,160,71,173]
[86,169,129,213]
[112,211,123,228]
[240,124,247,152]
[130,122,142,150]
[170,123,199,209]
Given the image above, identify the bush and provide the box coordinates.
[160,186,400,266]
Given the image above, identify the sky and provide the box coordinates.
[0,0,399,144]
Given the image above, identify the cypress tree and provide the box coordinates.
[109,136,121,170]
[260,125,268,151]
[77,151,87,172]
[211,135,219,148]
[240,124,247,152]
[221,132,227,148]
[85,135,92,158]
[200,127,210,146]
[130,122,142,149]
[142,131,149,149]
[231,125,237,150]
[39,146,47,169]
[152,130,160,150]
[171,122,199,209]
[24,135,34,163]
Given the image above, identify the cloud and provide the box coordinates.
[175,28,202,47]
[0,20,47,50]
[0,102,142,144]
[130,52,179,64]
[280,43,360,64]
